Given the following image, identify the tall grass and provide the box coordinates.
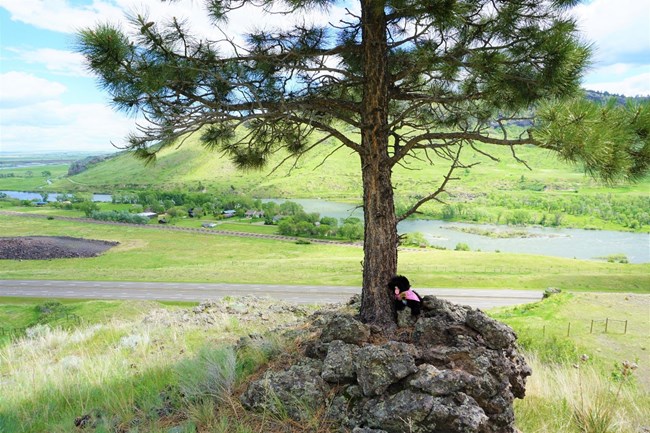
[1,294,647,433]
[0,299,300,433]
[516,354,648,433]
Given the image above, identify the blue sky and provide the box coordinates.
[1,0,649,154]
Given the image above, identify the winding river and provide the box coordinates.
[269,199,650,264]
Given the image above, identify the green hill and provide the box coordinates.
[54,130,648,198]
[53,133,364,199]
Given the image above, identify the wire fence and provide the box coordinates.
[538,318,629,337]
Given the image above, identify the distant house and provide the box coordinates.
[35,201,47,206]
[222,210,236,218]
[202,222,217,228]
[244,210,265,218]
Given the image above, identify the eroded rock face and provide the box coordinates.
[240,295,531,433]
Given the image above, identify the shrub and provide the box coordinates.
[455,242,470,251]
[402,232,429,248]
[90,210,149,224]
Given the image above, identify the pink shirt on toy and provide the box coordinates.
[395,288,420,302]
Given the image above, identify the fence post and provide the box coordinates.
[605,318,609,333]
[542,325,546,337]
[567,322,571,337]
[590,320,594,334]
[624,320,628,334]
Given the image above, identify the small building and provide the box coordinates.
[202,222,217,228]
[222,209,236,218]
[244,210,265,218]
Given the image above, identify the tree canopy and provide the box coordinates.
[79,0,649,326]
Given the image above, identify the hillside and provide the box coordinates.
[52,129,648,199]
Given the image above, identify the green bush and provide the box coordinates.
[90,210,149,224]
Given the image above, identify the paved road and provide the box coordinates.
[0,280,542,309]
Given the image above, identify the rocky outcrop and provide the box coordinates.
[67,154,115,176]
[240,296,531,433]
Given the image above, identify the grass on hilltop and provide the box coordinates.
[45,135,650,201]
[0,293,647,433]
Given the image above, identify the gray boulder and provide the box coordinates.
[240,359,329,421]
[322,340,359,383]
[320,313,371,345]
[241,295,531,433]
[354,342,418,396]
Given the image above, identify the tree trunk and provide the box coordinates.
[358,0,397,326]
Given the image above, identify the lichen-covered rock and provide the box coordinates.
[322,340,359,382]
[408,364,478,396]
[240,359,329,420]
[352,428,388,433]
[396,309,418,328]
[362,390,434,432]
[241,295,531,433]
[465,309,516,350]
[354,342,418,396]
[426,393,488,432]
[320,313,371,344]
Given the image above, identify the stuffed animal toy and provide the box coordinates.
[389,275,422,316]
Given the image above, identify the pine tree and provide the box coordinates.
[79,0,649,326]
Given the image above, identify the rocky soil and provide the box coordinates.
[0,236,119,260]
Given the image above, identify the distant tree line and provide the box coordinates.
[0,170,50,178]
[426,192,649,230]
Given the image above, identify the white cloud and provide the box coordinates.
[0,0,349,40]
[0,72,67,107]
[585,72,650,97]
[10,48,90,77]
[572,0,650,65]
[0,100,137,152]
[0,0,124,33]
[0,0,235,35]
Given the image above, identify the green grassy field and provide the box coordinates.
[1,214,648,292]
[46,134,649,198]
[0,164,69,191]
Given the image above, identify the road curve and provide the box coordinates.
[0,280,542,309]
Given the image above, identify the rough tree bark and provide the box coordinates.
[359,0,397,326]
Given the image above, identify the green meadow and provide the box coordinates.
[493,293,650,433]
[1,214,648,292]
[0,163,69,191]
[45,135,649,200]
